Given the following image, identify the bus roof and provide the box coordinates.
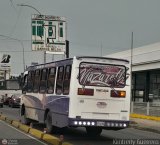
[76,56,129,63]
[26,56,129,71]
[26,57,73,71]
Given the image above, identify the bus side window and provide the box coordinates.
[63,65,72,95]
[56,66,64,95]
[40,68,48,93]
[33,70,40,93]
[47,67,56,94]
[27,71,34,92]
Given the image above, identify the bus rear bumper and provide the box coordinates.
[68,118,129,129]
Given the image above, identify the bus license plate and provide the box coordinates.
[97,121,105,126]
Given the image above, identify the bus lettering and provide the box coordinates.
[79,67,125,87]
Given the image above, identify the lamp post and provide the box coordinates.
[17,3,46,63]
[17,4,41,15]
[0,34,25,71]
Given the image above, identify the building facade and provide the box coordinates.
[106,43,160,102]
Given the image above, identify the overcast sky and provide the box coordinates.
[0,0,160,75]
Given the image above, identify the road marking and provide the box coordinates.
[0,120,48,145]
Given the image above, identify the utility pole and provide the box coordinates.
[131,32,133,72]
[100,43,103,57]
[17,4,46,63]
[131,32,133,102]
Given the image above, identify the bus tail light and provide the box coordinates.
[78,88,94,96]
[111,90,126,98]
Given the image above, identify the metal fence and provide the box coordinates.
[131,101,160,117]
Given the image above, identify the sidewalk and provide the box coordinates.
[130,114,160,134]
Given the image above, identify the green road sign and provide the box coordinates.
[31,14,66,54]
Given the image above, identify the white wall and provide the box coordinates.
[106,42,160,72]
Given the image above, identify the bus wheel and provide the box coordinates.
[86,127,102,136]
[20,108,31,125]
[45,112,54,133]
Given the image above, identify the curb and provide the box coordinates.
[29,128,44,139]
[12,120,20,128]
[42,134,60,145]
[19,123,30,133]
[130,113,160,121]
[6,117,12,124]
[0,115,73,145]
[0,115,6,121]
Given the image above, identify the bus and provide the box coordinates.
[20,56,131,136]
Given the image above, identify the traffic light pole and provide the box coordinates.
[66,40,69,58]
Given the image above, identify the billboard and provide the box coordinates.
[31,14,66,54]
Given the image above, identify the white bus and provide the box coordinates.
[20,56,131,136]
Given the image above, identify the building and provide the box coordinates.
[0,70,10,79]
[106,42,160,102]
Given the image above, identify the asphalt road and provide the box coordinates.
[0,120,48,145]
[1,105,160,145]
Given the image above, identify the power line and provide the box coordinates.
[9,6,23,37]
[9,0,17,13]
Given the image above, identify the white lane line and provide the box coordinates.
[0,120,48,145]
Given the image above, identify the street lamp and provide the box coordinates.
[0,34,25,71]
[17,3,46,63]
[17,4,41,15]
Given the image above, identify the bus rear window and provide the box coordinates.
[79,62,126,88]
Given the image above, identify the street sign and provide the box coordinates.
[31,14,66,54]
[1,54,11,63]
[0,54,11,71]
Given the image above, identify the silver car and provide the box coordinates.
[9,94,21,108]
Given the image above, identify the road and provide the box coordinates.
[1,105,160,145]
[0,119,48,145]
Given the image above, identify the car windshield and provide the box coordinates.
[13,94,21,98]
[79,62,126,88]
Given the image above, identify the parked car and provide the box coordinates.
[9,94,21,108]
[3,94,11,105]
[0,95,4,108]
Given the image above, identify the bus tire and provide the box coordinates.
[86,127,102,136]
[45,111,54,133]
[20,107,31,125]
